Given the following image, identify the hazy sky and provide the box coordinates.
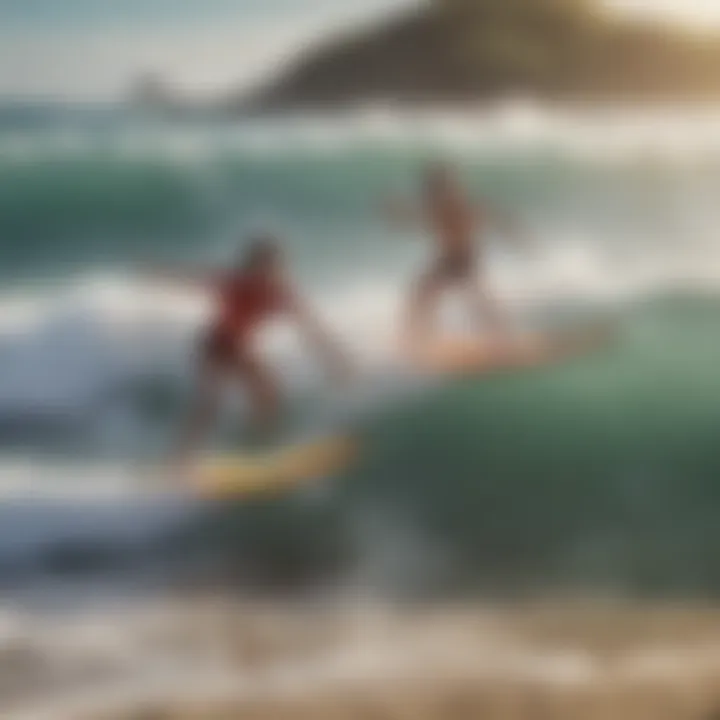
[607,0,720,25]
[0,0,417,99]
[1,0,719,100]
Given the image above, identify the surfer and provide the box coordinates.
[386,162,524,350]
[150,236,351,472]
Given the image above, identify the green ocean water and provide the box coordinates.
[2,109,720,596]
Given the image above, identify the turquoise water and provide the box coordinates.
[2,107,720,596]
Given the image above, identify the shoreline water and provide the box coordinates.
[5,595,720,719]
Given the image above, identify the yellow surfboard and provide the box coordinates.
[192,435,359,501]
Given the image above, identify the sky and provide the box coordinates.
[606,0,720,26]
[1,0,720,101]
[0,0,417,100]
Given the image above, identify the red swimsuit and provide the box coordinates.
[205,272,288,362]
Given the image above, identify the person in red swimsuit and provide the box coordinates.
[153,235,350,470]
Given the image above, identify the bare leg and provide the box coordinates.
[171,358,222,472]
[405,269,447,352]
[235,351,281,446]
[464,276,511,342]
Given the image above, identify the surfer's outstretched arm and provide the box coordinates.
[287,291,352,384]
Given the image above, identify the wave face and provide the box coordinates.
[2,104,720,597]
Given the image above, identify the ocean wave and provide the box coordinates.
[2,106,720,598]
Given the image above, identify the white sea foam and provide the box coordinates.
[7,103,720,164]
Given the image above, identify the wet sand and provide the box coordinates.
[7,597,720,720]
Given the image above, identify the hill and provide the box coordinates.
[237,0,720,109]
